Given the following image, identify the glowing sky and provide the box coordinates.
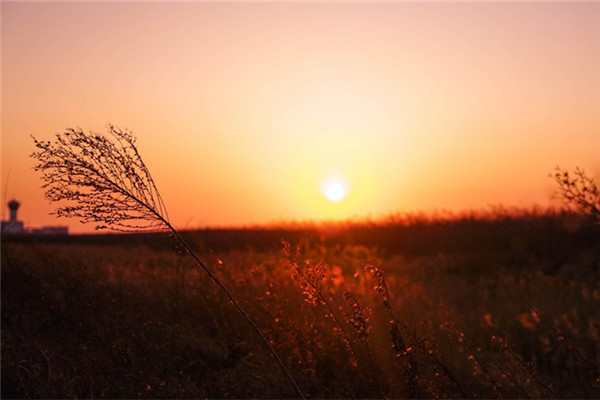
[2,2,599,232]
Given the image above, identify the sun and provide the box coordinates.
[323,180,348,202]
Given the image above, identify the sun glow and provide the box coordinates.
[324,182,346,202]
[321,175,349,203]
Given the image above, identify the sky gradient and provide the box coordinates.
[2,1,599,233]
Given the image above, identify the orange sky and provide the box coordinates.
[2,1,599,233]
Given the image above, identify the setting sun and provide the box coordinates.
[320,172,350,204]
[323,180,347,203]
[1,1,598,232]
[1,3,598,398]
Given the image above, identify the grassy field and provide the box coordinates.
[2,210,599,398]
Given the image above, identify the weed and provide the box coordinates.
[31,126,304,398]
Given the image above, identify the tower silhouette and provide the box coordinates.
[8,199,20,222]
[1,199,25,234]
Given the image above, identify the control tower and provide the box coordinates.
[1,199,25,234]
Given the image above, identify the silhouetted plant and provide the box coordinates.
[277,241,393,397]
[553,166,600,223]
[31,125,304,398]
[363,263,421,396]
[32,126,167,231]
[282,240,361,367]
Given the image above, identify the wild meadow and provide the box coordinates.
[5,1,600,396]
[2,128,597,398]
[2,209,599,399]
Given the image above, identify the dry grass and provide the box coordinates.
[3,219,599,398]
[18,128,598,398]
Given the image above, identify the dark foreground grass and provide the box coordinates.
[2,212,599,398]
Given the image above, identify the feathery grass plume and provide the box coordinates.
[31,126,305,399]
[32,126,167,231]
[553,166,600,223]
[281,241,386,398]
[342,291,371,342]
[282,240,361,368]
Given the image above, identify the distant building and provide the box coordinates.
[1,200,25,234]
[1,200,68,236]
[31,226,69,235]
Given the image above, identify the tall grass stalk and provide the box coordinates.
[282,240,361,367]
[31,126,304,398]
[363,263,421,396]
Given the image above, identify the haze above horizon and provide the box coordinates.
[2,2,599,233]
